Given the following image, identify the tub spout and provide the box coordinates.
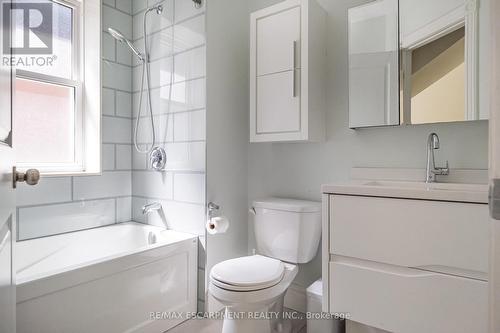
[142,202,162,215]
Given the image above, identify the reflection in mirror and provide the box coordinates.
[348,0,399,128]
[400,0,481,124]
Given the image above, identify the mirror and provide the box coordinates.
[348,0,483,128]
[348,0,399,128]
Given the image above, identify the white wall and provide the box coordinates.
[205,0,251,311]
[247,0,489,290]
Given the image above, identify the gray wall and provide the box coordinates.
[247,0,490,289]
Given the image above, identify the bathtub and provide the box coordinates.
[15,222,198,333]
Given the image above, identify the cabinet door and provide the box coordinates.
[256,6,301,76]
[330,257,488,333]
[256,71,300,134]
[329,195,490,280]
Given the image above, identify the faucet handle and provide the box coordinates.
[435,161,450,175]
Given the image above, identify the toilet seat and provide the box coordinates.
[210,255,285,292]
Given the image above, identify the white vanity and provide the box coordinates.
[322,173,489,333]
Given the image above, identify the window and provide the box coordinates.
[12,0,101,175]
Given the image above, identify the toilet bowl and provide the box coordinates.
[208,198,322,333]
[209,255,298,333]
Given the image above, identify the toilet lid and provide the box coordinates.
[210,255,285,291]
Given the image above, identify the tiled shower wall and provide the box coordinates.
[16,0,134,240]
[130,0,207,310]
[130,0,205,234]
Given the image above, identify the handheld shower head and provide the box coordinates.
[107,28,144,62]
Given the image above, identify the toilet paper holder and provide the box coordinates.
[207,202,220,218]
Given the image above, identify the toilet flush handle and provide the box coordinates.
[249,207,256,215]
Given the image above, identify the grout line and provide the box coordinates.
[131,75,206,94]
[114,144,118,170]
[131,45,206,69]
[131,195,205,207]
[114,198,118,223]
[17,195,132,209]
[103,3,133,17]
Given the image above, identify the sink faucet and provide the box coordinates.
[426,133,449,183]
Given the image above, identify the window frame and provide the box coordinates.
[14,0,100,176]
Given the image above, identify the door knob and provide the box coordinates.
[13,167,40,188]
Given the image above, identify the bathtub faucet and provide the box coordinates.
[142,202,162,215]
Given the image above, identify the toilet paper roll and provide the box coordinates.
[206,216,229,235]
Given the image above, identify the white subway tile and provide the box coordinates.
[73,171,132,200]
[102,144,116,171]
[132,0,147,14]
[134,114,173,144]
[149,27,174,60]
[132,146,148,169]
[102,88,115,116]
[161,200,205,235]
[173,15,205,53]
[16,177,72,206]
[174,46,205,83]
[173,173,205,204]
[103,60,132,91]
[133,57,173,92]
[116,144,132,170]
[150,78,205,114]
[164,142,205,171]
[102,32,116,62]
[18,199,115,240]
[174,109,205,142]
[115,0,132,14]
[116,41,133,66]
[103,116,132,144]
[132,171,173,199]
[103,6,132,40]
[116,91,132,117]
[175,0,205,22]
[117,197,132,222]
[132,196,148,223]
[150,56,173,88]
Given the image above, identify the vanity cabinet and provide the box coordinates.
[250,0,326,142]
[322,190,489,333]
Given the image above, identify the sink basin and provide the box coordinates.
[362,180,488,192]
[322,180,489,203]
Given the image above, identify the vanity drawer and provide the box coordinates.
[329,256,488,333]
[329,195,489,278]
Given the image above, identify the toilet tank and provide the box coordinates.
[252,198,321,264]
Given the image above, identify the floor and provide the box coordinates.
[167,309,306,333]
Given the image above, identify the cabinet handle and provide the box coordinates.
[293,40,297,97]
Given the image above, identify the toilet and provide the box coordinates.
[209,198,322,333]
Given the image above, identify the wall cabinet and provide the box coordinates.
[250,0,326,142]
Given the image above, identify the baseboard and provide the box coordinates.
[284,283,307,313]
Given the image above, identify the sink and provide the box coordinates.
[362,180,488,192]
[322,180,489,203]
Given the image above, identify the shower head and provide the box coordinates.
[107,28,144,62]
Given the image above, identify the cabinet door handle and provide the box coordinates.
[293,40,297,97]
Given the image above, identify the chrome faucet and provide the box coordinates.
[142,202,162,215]
[426,133,449,183]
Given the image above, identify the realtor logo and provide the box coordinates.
[3,2,53,54]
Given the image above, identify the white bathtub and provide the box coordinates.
[16,222,198,333]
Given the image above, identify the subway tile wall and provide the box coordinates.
[130,0,206,236]
[16,0,134,240]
